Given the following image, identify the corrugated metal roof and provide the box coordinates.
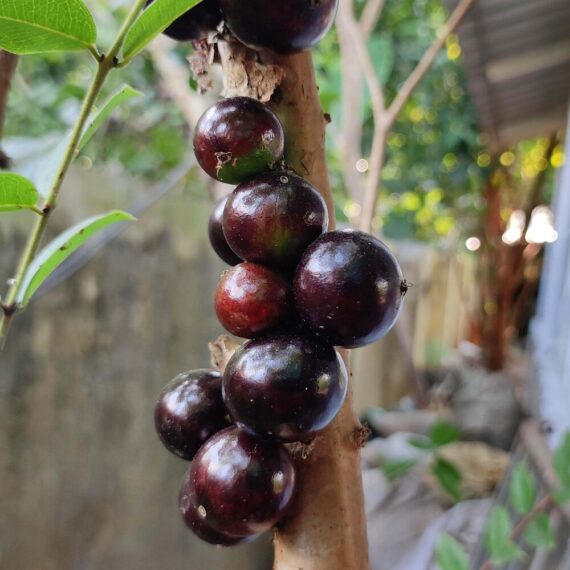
[445,0,570,151]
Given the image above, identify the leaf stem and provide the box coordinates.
[0,0,148,350]
[88,44,102,62]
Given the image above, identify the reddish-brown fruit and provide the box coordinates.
[179,427,296,540]
[178,470,256,546]
[215,262,292,338]
[154,370,229,461]
[146,0,222,42]
[194,97,285,184]
[208,196,242,266]
[294,230,406,348]
[219,0,339,54]
[223,333,348,442]
[223,171,328,272]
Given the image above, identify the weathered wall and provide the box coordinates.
[0,166,272,570]
[0,162,479,568]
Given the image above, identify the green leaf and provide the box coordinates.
[0,0,96,55]
[524,514,555,550]
[553,487,570,505]
[368,35,395,84]
[0,173,39,212]
[554,432,570,496]
[435,534,469,570]
[430,420,461,447]
[381,458,417,481]
[79,85,144,151]
[433,457,462,502]
[16,211,135,306]
[484,507,524,565]
[509,464,537,515]
[122,0,204,61]
[408,435,436,450]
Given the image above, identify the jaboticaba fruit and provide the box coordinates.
[146,0,222,42]
[154,370,229,460]
[208,196,242,266]
[223,333,348,442]
[223,171,329,272]
[215,262,292,338]
[179,427,296,541]
[294,230,406,348]
[194,97,285,184]
[219,0,339,54]
[178,470,254,547]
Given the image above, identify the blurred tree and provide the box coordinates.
[315,0,485,242]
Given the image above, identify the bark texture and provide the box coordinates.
[267,52,370,570]
[215,41,370,570]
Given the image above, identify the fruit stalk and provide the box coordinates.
[265,52,370,570]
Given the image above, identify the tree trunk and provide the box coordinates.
[267,53,370,570]
[212,40,369,570]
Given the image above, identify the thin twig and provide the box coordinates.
[359,0,479,232]
[387,0,478,127]
[360,0,387,38]
[337,0,387,212]
[479,495,554,570]
[0,0,149,350]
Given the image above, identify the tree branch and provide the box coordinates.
[360,0,386,38]
[337,0,387,211]
[359,0,479,232]
[147,36,209,129]
[0,0,150,350]
[386,0,478,128]
[479,495,554,570]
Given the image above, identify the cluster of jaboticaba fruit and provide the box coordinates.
[147,0,339,53]
[153,0,407,548]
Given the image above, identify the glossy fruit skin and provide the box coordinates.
[223,334,348,442]
[215,263,292,338]
[194,97,285,184]
[294,230,406,348]
[146,0,222,41]
[178,470,255,546]
[219,0,339,54]
[208,197,242,266]
[223,171,328,272]
[179,426,296,539]
[154,370,229,461]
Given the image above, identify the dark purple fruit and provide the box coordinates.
[219,0,339,54]
[146,0,222,41]
[294,230,406,348]
[154,370,229,461]
[223,171,328,272]
[178,470,255,546]
[209,196,242,266]
[179,426,296,539]
[223,333,348,442]
[194,97,285,184]
[215,263,292,338]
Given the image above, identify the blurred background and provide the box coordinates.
[1,0,569,568]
